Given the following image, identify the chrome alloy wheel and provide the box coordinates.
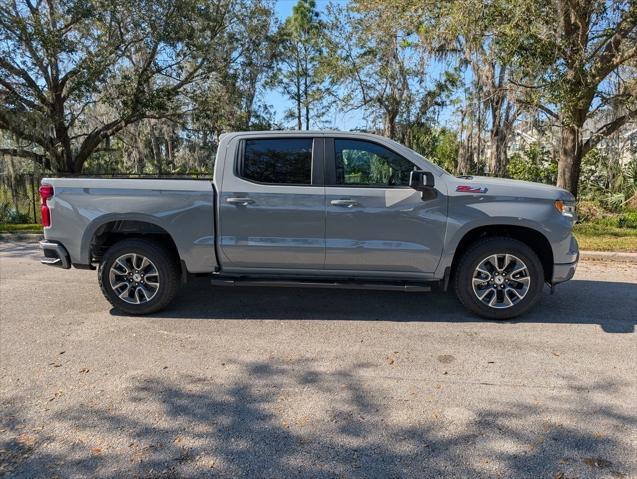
[109,253,160,305]
[471,254,531,309]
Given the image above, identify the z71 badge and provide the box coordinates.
[456,185,488,194]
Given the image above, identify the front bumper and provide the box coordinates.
[551,259,578,284]
[551,234,579,285]
[40,240,71,269]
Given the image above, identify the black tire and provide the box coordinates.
[453,237,544,320]
[98,238,180,315]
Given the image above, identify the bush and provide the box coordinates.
[506,143,557,184]
[618,211,637,229]
[576,200,605,222]
[579,151,636,211]
[0,203,32,224]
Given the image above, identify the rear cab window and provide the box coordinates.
[240,138,313,185]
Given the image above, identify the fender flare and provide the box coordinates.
[79,213,180,265]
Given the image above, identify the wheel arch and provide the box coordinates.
[450,224,554,283]
[83,216,180,267]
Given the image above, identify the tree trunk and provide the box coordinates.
[557,124,583,197]
[151,128,162,175]
[304,67,310,130]
[383,110,398,139]
[6,157,20,215]
[458,124,474,176]
[296,76,302,131]
[489,127,508,177]
[55,151,80,175]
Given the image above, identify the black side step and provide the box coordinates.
[210,277,431,292]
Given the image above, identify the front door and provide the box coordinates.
[324,138,446,275]
[219,137,325,271]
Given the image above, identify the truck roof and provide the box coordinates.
[220,130,389,142]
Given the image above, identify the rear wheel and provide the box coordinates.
[98,238,179,315]
[453,237,544,319]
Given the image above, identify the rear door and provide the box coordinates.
[218,136,325,271]
[324,137,446,275]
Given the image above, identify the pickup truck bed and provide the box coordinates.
[40,178,216,273]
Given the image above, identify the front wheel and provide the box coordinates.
[453,237,544,320]
[98,238,180,315]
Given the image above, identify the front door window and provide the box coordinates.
[334,139,416,187]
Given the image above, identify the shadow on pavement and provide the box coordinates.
[115,278,636,333]
[1,360,633,478]
[1,240,633,333]
[0,241,40,259]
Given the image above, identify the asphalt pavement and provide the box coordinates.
[0,240,635,478]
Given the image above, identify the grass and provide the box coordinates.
[0,223,42,233]
[1,222,636,252]
[573,223,637,252]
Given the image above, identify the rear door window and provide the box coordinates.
[241,138,313,185]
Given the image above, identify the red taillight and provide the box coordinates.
[39,184,54,227]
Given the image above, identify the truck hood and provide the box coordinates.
[448,175,575,201]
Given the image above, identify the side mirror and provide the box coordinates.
[409,170,435,191]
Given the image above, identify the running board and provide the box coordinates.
[210,277,431,292]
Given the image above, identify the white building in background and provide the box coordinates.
[506,114,636,165]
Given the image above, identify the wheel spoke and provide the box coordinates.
[145,265,158,277]
[472,253,531,310]
[118,284,133,301]
[488,293,498,307]
[138,286,151,301]
[140,257,151,271]
[503,254,514,271]
[486,254,500,272]
[477,288,493,300]
[110,253,160,305]
[506,287,524,299]
[112,281,128,290]
[510,264,527,276]
[501,292,514,307]
[133,287,142,303]
[511,276,530,287]
[476,265,491,277]
[115,258,130,273]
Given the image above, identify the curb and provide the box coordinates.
[579,250,637,263]
[0,233,43,242]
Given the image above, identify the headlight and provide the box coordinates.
[554,200,576,218]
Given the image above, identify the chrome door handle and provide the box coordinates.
[226,197,255,206]
[330,199,359,207]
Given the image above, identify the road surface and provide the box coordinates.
[1,240,635,478]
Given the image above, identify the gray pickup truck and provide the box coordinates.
[39,131,579,319]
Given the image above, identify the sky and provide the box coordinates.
[264,0,365,131]
[264,0,460,132]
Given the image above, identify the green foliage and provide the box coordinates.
[322,2,459,139]
[0,0,633,200]
[406,126,459,173]
[269,0,329,130]
[0,203,31,224]
[618,211,637,229]
[0,0,277,173]
[0,223,41,233]
[579,150,636,211]
[574,212,637,232]
[506,143,557,184]
[573,222,637,251]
